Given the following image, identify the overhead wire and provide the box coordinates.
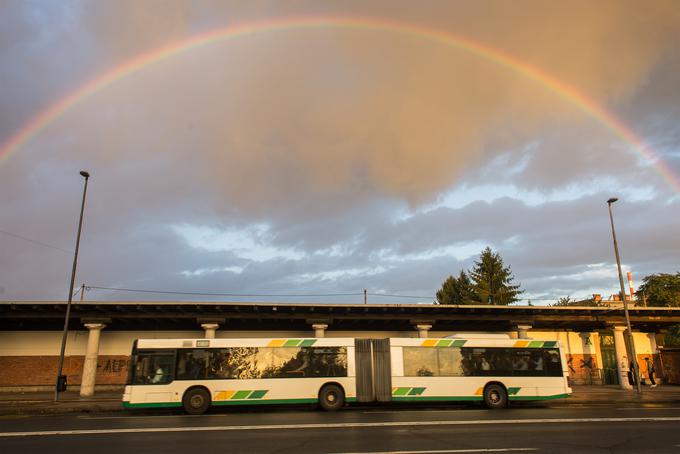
[0,228,72,254]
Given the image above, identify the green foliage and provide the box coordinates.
[436,270,475,305]
[637,272,680,307]
[552,296,604,307]
[437,247,523,305]
[468,247,523,305]
[665,325,680,348]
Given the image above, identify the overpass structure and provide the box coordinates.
[1,301,679,394]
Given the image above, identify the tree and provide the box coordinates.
[436,270,475,305]
[468,247,523,305]
[552,295,604,307]
[637,272,680,347]
[637,273,680,307]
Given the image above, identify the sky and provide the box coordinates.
[1,0,679,304]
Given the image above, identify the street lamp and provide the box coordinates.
[606,197,641,393]
[55,170,90,401]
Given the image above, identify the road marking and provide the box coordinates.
[617,407,680,411]
[1,416,680,438]
[362,410,490,414]
[333,450,536,453]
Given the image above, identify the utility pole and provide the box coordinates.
[607,197,641,393]
[55,171,90,401]
[80,284,86,302]
[364,289,367,305]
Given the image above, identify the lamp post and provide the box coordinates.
[606,197,641,393]
[55,171,90,401]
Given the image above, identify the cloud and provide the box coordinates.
[1,1,679,302]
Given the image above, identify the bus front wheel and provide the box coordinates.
[182,387,211,415]
[319,384,344,411]
[483,384,508,409]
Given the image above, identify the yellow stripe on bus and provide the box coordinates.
[474,387,484,396]
[421,339,438,347]
[214,390,236,401]
[514,340,530,348]
[267,339,286,347]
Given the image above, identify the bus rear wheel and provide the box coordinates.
[483,384,508,409]
[182,387,211,415]
[319,384,344,411]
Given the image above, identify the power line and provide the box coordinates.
[367,293,433,300]
[85,286,364,298]
[0,228,72,254]
[83,285,594,303]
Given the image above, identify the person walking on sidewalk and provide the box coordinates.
[645,357,657,387]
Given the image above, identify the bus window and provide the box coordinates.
[512,349,546,376]
[437,347,465,376]
[132,352,175,385]
[403,347,437,376]
[544,349,563,376]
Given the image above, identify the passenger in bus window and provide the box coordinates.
[151,366,165,383]
[532,353,544,371]
[480,357,491,371]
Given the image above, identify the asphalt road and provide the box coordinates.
[2,402,680,453]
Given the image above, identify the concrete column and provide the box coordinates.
[80,323,106,397]
[416,324,432,338]
[516,325,532,339]
[612,326,632,390]
[648,333,659,354]
[312,324,328,338]
[201,323,219,339]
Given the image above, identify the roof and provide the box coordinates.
[2,301,679,332]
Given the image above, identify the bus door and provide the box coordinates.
[354,339,392,402]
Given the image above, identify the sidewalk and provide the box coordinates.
[565,385,680,404]
[0,385,679,416]
[0,390,124,416]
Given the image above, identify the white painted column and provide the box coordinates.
[516,325,532,339]
[201,323,219,339]
[312,324,328,338]
[416,324,432,338]
[613,326,632,390]
[648,333,658,354]
[80,323,106,397]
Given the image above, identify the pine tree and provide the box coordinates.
[468,247,522,305]
[436,270,475,305]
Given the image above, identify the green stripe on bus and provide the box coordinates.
[509,393,570,401]
[528,341,543,348]
[452,340,467,347]
[392,387,410,396]
[507,387,521,395]
[392,396,483,402]
[543,341,557,348]
[122,401,182,409]
[284,339,302,347]
[232,390,252,399]
[248,390,268,399]
[299,339,316,347]
[408,387,426,396]
[213,398,318,406]
[437,339,453,347]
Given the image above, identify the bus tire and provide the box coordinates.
[182,387,211,415]
[483,383,508,409]
[318,384,344,411]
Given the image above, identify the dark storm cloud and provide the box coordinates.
[1,1,679,302]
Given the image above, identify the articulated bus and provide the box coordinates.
[123,337,571,414]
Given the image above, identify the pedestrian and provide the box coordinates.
[645,357,657,387]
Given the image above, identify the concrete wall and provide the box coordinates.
[0,329,661,388]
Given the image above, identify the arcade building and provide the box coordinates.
[1,301,679,394]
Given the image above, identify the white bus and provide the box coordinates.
[123,337,571,414]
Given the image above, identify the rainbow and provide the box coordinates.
[2,16,679,192]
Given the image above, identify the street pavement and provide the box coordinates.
[2,391,680,453]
